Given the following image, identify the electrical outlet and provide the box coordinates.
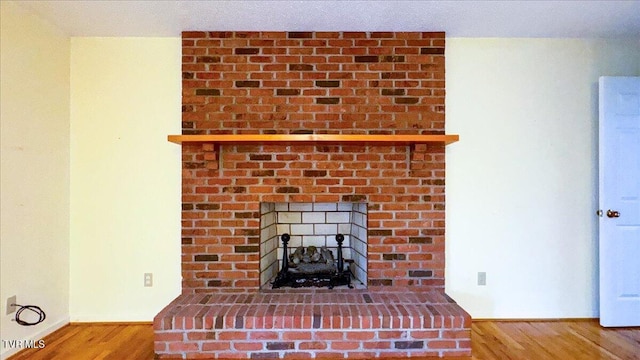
[144,273,153,287]
[6,295,16,315]
[477,272,487,286]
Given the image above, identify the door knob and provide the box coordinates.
[606,209,620,218]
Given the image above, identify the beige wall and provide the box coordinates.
[445,38,640,318]
[69,38,182,321]
[0,2,70,358]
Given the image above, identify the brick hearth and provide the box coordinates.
[154,289,471,359]
[155,31,471,359]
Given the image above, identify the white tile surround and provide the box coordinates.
[259,202,368,289]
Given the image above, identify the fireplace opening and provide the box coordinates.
[259,202,367,289]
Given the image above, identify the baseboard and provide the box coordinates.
[0,316,69,360]
[70,314,155,322]
[69,321,153,325]
[473,317,598,322]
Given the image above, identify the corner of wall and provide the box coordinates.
[1,1,70,357]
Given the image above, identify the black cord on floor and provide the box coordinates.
[13,304,46,326]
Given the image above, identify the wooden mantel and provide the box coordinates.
[167,134,459,145]
[168,134,459,170]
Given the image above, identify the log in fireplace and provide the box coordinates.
[271,233,353,289]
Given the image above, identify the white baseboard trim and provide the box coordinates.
[70,315,153,322]
[0,317,69,360]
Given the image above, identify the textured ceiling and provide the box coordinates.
[17,0,640,38]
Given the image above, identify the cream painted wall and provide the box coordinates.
[445,38,640,318]
[0,2,70,358]
[69,38,182,321]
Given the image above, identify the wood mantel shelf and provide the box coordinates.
[167,134,459,145]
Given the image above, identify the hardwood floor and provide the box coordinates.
[7,323,154,360]
[472,320,640,360]
[7,320,639,360]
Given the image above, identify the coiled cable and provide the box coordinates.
[13,304,46,326]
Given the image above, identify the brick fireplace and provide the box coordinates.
[154,31,471,359]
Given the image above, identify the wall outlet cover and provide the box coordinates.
[477,272,487,286]
[6,295,16,315]
[144,273,153,287]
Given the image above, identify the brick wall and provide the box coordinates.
[180,31,446,293]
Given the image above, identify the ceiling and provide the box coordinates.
[18,0,640,38]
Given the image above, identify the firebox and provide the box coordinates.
[259,202,367,289]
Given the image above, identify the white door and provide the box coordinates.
[599,76,640,327]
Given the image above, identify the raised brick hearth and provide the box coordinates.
[154,289,471,359]
[155,31,471,359]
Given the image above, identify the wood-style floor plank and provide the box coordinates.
[7,324,154,360]
[471,320,640,360]
[7,320,640,360]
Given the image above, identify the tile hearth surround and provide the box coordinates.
[154,31,471,359]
